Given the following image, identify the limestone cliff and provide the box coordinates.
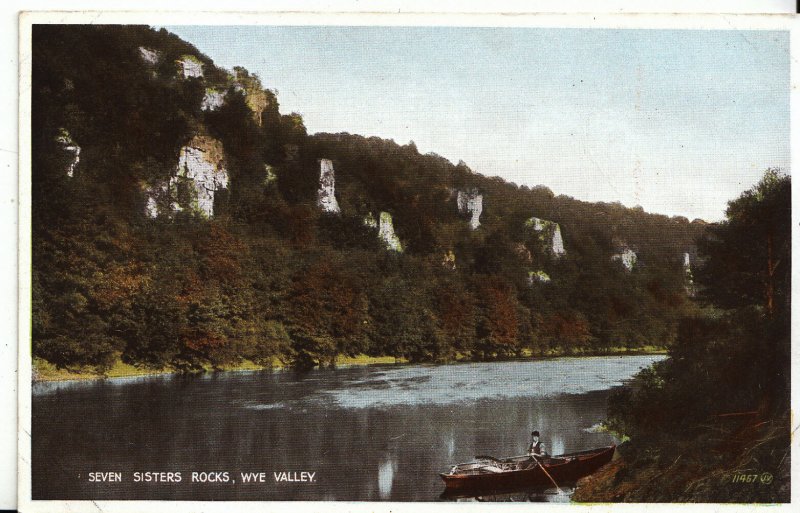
[145,135,228,218]
[612,247,638,271]
[177,55,203,79]
[177,136,228,216]
[362,211,404,252]
[456,189,483,230]
[683,252,696,296]
[202,88,226,111]
[138,47,159,65]
[526,217,566,256]
[378,212,403,252]
[316,159,341,214]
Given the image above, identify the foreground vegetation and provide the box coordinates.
[576,171,791,503]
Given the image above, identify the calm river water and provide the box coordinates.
[32,354,664,501]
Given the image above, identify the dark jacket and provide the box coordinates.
[528,439,544,455]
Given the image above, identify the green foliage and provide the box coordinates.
[697,169,791,317]
[603,170,791,501]
[367,274,446,362]
[287,256,370,368]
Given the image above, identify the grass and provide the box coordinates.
[32,353,410,382]
[32,357,168,382]
[531,345,668,357]
[334,354,408,366]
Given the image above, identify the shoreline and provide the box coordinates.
[31,346,668,383]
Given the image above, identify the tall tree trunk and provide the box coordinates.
[766,232,774,317]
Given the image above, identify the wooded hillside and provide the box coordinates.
[32,25,707,371]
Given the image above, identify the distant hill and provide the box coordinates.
[31,25,707,371]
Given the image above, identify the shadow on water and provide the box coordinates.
[440,485,575,502]
[32,355,663,501]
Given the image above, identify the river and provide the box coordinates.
[32,354,665,501]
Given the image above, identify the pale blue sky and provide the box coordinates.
[164,26,790,221]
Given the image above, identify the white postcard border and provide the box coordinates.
[17,10,800,512]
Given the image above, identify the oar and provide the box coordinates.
[530,453,563,494]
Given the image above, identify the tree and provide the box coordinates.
[473,277,520,358]
[367,276,445,362]
[697,169,790,317]
[287,257,369,368]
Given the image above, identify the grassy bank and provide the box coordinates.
[522,345,668,357]
[32,346,666,383]
[31,354,408,382]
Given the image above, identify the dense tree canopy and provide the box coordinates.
[696,169,791,317]
[603,170,791,502]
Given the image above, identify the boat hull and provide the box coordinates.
[440,445,615,496]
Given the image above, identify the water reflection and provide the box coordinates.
[378,455,396,499]
[550,433,565,456]
[32,355,663,501]
[445,430,456,459]
[443,486,575,503]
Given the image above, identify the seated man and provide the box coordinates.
[528,430,548,458]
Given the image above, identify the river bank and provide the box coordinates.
[573,413,791,503]
[31,354,406,382]
[32,345,667,383]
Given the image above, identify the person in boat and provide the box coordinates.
[528,430,548,458]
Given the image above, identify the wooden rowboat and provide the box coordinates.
[440,444,615,496]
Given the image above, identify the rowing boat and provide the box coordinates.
[440,444,615,495]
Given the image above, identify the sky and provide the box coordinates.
[164,25,790,221]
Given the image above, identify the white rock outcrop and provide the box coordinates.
[202,89,226,111]
[178,55,204,79]
[457,189,483,230]
[145,135,228,218]
[683,252,696,296]
[551,225,565,255]
[612,248,638,272]
[316,159,340,214]
[56,129,80,178]
[144,180,181,219]
[378,212,403,252]
[145,196,159,218]
[526,217,566,256]
[139,47,160,65]
[177,138,228,217]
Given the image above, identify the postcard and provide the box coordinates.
[17,10,798,512]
